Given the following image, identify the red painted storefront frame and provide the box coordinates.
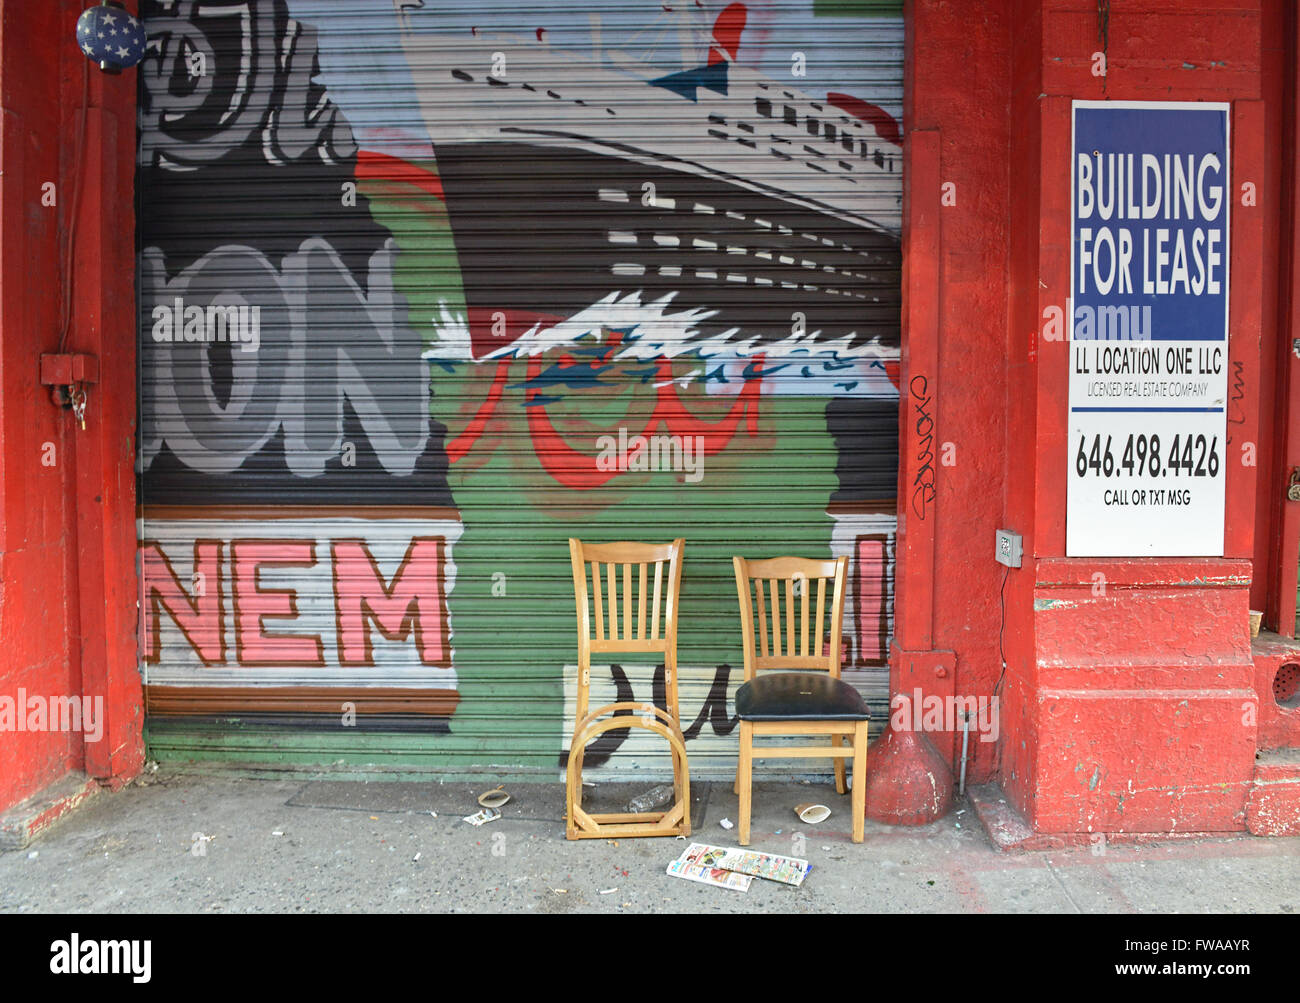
[1,0,1298,838]
[1264,0,1300,639]
[0,0,143,815]
[883,0,1300,836]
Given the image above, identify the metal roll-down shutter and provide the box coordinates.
[137,0,903,777]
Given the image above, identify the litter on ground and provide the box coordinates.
[462,808,501,826]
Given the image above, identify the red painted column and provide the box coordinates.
[1009,3,1264,834]
[72,80,144,785]
[997,0,1049,827]
[895,129,940,657]
[1266,4,1300,636]
[0,0,79,812]
[0,0,142,815]
[867,0,1016,823]
[905,0,1279,836]
[865,126,956,825]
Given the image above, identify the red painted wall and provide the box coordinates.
[908,0,1287,833]
[901,0,1012,789]
[1,0,1293,834]
[0,0,142,813]
[1252,1,1287,626]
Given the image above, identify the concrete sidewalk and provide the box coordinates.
[0,768,1296,913]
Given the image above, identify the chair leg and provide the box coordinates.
[738,720,753,846]
[851,720,867,843]
[565,738,581,840]
[674,739,692,836]
[570,734,585,811]
[832,734,847,795]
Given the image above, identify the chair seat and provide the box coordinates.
[735,672,869,721]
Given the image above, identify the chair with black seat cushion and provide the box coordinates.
[731,554,868,844]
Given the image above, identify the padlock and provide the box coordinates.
[1288,469,1300,502]
[70,386,88,431]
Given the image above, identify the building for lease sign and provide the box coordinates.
[1067,100,1230,557]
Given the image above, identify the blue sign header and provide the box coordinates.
[1072,104,1229,342]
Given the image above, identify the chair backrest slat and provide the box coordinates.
[623,563,632,641]
[606,562,617,639]
[591,562,604,641]
[814,577,826,658]
[785,578,796,657]
[638,563,648,640]
[732,555,848,679]
[651,561,663,640]
[769,578,780,656]
[800,574,810,657]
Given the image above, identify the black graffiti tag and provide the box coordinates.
[910,374,936,520]
[560,663,739,768]
[1226,359,1246,445]
[562,663,638,769]
[657,663,739,741]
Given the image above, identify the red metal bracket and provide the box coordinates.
[39,353,100,386]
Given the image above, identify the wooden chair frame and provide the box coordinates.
[732,554,867,844]
[565,538,691,839]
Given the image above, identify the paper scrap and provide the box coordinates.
[462,807,501,826]
[701,843,811,887]
[667,843,752,892]
[671,843,812,887]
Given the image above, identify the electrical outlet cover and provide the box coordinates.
[995,529,1022,568]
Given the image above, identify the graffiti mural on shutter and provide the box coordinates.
[137,0,902,775]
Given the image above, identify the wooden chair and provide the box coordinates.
[565,538,691,839]
[731,555,868,844]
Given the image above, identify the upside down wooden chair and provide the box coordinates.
[732,554,868,844]
[565,538,691,839]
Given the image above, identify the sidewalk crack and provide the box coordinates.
[1046,859,1083,913]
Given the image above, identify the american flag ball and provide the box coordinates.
[76,4,146,70]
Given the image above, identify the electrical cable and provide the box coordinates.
[993,564,1010,697]
[1097,0,1111,96]
[57,57,90,354]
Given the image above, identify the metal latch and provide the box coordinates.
[1288,468,1300,502]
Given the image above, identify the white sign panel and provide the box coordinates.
[1068,100,1230,557]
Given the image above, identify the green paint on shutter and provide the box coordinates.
[814,0,904,16]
